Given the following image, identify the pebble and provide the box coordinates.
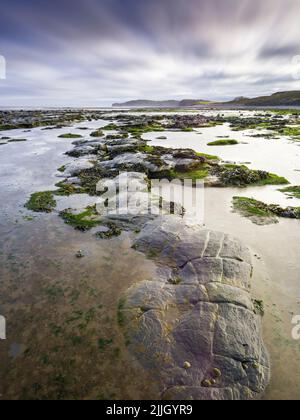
[212,368,222,378]
[76,250,85,258]
[183,361,191,369]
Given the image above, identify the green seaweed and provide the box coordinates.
[59,206,102,231]
[150,165,209,181]
[98,338,114,351]
[232,197,273,217]
[44,285,65,301]
[282,126,300,137]
[196,152,220,161]
[182,127,194,132]
[176,168,209,180]
[279,186,300,199]
[58,133,83,139]
[257,173,289,186]
[102,123,119,131]
[268,109,300,116]
[232,196,300,223]
[78,167,105,195]
[25,191,56,213]
[214,165,289,187]
[54,182,85,196]
[138,144,155,154]
[233,197,272,217]
[123,122,165,136]
[207,139,238,146]
[117,298,126,327]
[57,165,66,173]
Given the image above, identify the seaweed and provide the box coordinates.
[25,191,56,213]
[59,206,102,231]
[207,139,238,146]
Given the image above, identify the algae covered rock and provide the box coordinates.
[119,216,270,400]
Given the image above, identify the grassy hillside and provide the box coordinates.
[226,91,300,106]
[113,91,300,108]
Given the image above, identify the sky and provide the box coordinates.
[0,0,300,107]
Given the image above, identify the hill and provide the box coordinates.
[112,99,211,108]
[112,91,300,108]
[226,91,300,107]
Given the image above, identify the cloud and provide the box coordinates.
[259,45,300,59]
[0,0,300,106]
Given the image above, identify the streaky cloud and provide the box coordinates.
[0,0,300,106]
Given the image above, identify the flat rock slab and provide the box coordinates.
[63,157,95,177]
[119,216,270,400]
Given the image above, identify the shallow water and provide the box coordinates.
[0,120,160,400]
[0,114,300,400]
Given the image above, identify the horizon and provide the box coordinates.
[0,0,300,107]
[1,89,300,110]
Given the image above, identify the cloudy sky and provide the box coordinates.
[0,0,300,106]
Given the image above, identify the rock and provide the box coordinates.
[184,361,192,369]
[100,152,161,173]
[119,216,270,400]
[167,115,210,130]
[90,129,104,137]
[201,379,212,388]
[281,207,300,219]
[63,158,95,177]
[66,140,106,157]
[212,368,222,378]
[95,172,184,231]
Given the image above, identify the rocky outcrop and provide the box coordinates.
[119,216,270,400]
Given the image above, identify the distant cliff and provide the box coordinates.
[113,91,300,108]
[112,99,210,108]
[225,91,300,106]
